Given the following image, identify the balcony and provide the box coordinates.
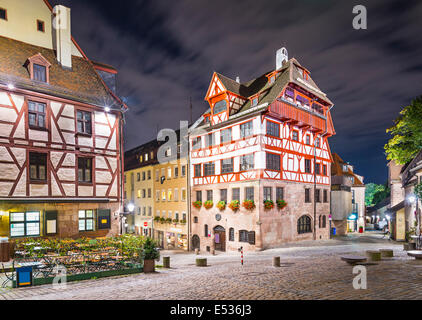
[268,98,334,135]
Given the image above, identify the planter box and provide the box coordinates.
[143,259,155,273]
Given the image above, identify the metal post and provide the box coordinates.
[313,136,317,240]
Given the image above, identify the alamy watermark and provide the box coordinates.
[352,265,367,290]
[353,5,367,30]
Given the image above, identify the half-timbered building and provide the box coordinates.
[189,48,335,252]
[0,0,126,239]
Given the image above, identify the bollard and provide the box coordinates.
[196,258,207,267]
[365,250,381,261]
[273,256,281,267]
[211,249,215,255]
[195,248,199,255]
[163,256,170,268]
[380,249,393,258]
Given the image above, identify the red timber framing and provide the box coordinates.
[0,87,122,201]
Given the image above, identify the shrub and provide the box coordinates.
[142,237,160,261]
[242,199,255,210]
[263,199,274,210]
[193,201,202,209]
[229,200,240,211]
[217,201,226,211]
[204,200,214,209]
[276,199,288,210]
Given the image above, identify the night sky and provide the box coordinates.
[50,0,422,184]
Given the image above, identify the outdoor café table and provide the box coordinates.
[411,235,422,249]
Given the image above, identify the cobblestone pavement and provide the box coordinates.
[1,236,420,300]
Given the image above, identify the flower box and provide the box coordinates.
[276,199,287,210]
[242,199,255,210]
[193,201,202,209]
[217,201,226,211]
[263,200,274,210]
[229,200,240,211]
[204,200,214,209]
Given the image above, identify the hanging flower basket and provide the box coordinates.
[165,218,172,224]
[229,200,240,211]
[263,200,274,210]
[217,201,226,211]
[243,199,255,210]
[193,201,202,209]
[276,199,288,210]
[204,200,214,209]
[159,217,166,223]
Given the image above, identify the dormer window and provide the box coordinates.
[213,100,227,114]
[37,20,45,32]
[269,76,275,84]
[251,97,258,107]
[25,54,51,83]
[0,8,7,21]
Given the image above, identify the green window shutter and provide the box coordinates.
[45,210,58,235]
[97,209,111,230]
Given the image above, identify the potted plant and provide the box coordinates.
[154,216,160,222]
[229,200,240,212]
[165,218,172,224]
[173,218,179,224]
[142,237,160,273]
[217,201,226,211]
[204,200,214,209]
[159,217,166,223]
[193,201,202,209]
[276,199,288,210]
[263,199,274,210]
[242,199,255,210]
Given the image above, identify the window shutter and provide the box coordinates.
[97,209,111,230]
[248,231,256,245]
[45,210,58,235]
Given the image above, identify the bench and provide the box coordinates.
[340,255,367,265]
[407,250,422,260]
[380,249,394,258]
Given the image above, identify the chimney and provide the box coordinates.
[276,47,288,70]
[236,76,240,83]
[53,5,72,69]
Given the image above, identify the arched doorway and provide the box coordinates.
[214,225,226,252]
[191,235,200,250]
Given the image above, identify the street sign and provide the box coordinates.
[144,222,148,227]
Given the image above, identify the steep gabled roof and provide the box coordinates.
[331,153,364,186]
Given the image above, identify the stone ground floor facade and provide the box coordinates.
[153,221,188,250]
[191,180,331,253]
[0,201,120,240]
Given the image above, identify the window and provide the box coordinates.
[221,128,232,144]
[37,20,45,32]
[142,189,146,198]
[306,135,311,145]
[175,212,179,221]
[323,165,327,176]
[156,190,160,201]
[213,100,227,114]
[28,101,46,128]
[168,189,173,201]
[76,110,92,135]
[193,137,202,150]
[174,188,179,201]
[206,133,215,147]
[182,166,186,177]
[137,173,140,181]
[137,190,141,198]
[305,188,311,203]
[196,191,202,202]
[292,130,299,141]
[145,153,149,161]
[142,172,146,181]
[315,189,321,203]
[78,158,92,183]
[239,230,249,242]
[0,8,6,20]
[220,189,227,202]
[240,154,254,171]
[174,167,179,178]
[29,152,47,182]
[10,212,40,238]
[182,213,186,221]
[240,121,253,138]
[245,187,254,201]
[322,215,327,228]
[315,138,320,148]
[305,159,312,173]
[264,187,272,201]
[148,188,151,198]
[79,210,94,232]
[161,190,166,201]
[266,153,280,171]
[33,64,47,82]
[323,190,328,203]
[204,224,209,237]
[155,170,159,181]
[181,189,187,201]
[276,187,284,200]
[148,170,151,180]
[252,97,258,106]
[232,188,240,201]
[267,121,280,137]
[167,167,172,179]
[194,216,198,223]
[315,163,321,175]
[204,162,215,176]
[221,158,234,174]
[148,207,152,216]
[207,190,213,202]
[297,215,312,234]
[229,228,234,241]
[143,207,146,216]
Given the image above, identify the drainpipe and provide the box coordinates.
[187,134,191,251]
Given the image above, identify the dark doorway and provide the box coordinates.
[214,225,226,252]
[191,235,200,250]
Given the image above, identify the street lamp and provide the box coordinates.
[127,202,135,213]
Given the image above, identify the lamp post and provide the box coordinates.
[120,202,135,235]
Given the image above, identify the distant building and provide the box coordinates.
[366,197,390,229]
[330,153,365,234]
[189,48,335,252]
